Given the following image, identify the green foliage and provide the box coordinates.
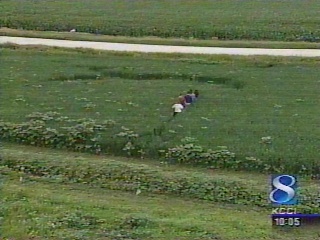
[50,211,104,230]
[50,73,102,81]
[121,216,153,230]
[165,137,236,167]
[114,126,140,157]
[163,137,320,177]
[50,68,235,87]
[1,112,320,176]
[1,152,319,214]
[1,154,263,207]
[1,48,320,176]
[0,112,115,154]
[1,0,320,42]
[2,166,319,240]
[0,111,147,158]
[102,229,145,239]
[231,79,246,90]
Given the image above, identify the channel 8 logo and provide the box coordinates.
[269,175,298,205]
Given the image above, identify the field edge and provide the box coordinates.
[1,28,320,50]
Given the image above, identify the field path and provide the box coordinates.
[1,36,320,57]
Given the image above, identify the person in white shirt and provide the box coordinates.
[172,103,184,117]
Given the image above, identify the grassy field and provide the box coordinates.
[1,2,320,239]
[1,143,320,239]
[1,0,320,42]
[1,44,319,173]
[2,28,320,49]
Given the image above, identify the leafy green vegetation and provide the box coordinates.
[1,143,320,239]
[1,45,319,175]
[1,0,320,42]
[1,1,320,239]
[1,143,320,213]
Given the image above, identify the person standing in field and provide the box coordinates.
[172,102,184,117]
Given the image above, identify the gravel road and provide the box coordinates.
[1,36,320,57]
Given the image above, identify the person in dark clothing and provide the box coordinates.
[184,90,193,105]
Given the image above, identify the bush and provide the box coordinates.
[165,137,238,167]
[0,113,116,154]
[1,152,319,213]
[163,137,320,177]
[1,153,263,206]
[0,120,100,153]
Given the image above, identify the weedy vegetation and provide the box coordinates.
[1,44,320,239]
[1,144,320,239]
[1,45,319,175]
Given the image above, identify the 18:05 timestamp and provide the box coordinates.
[273,217,301,227]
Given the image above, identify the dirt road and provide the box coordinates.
[1,36,320,57]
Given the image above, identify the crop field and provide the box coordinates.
[1,45,320,176]
[1,1,320,239]
[1,37,320,240]
[1,143,320,239]
[1,0,320,42]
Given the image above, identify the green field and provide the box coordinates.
[1,42,320,239]
[1,1,320,239]
[1,0,320,42]
[1,143,320,239]
[1,45,320,175]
